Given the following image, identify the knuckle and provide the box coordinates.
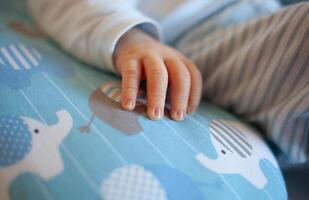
[181,70,191,83]
[164,57,176,65]
[172,72,191,89]
[123,85,138,92]
[117,54,133,66]
[124,67,139,77]
[175,94,189,103]
[149,68,168,82]
[150,92,165,100]
[150,67,167,77]
[120,49,139,58]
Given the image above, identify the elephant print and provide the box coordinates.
[81,81,172,135]
[80,81,147,135]
[0,40,75,89]
[0,110,73,200]
[196,119,279,189]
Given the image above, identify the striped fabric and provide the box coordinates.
[0,44,42,70]
[101,82,122,103]
[209,120,253,158]
[178,3,309,165]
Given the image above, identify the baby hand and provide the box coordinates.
[113,28,202,121]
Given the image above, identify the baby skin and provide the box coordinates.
[114,28,202,121]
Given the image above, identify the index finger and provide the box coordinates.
[119,59,142,111]
[143,55,168,120]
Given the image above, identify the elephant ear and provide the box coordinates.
[85,81,145,135]
[0,41,75,90]
[100,81,146,106]
[89,87,145,135]
[0,115,32,167]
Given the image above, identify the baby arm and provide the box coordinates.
[114,28,202,121]
[28,0,202,121]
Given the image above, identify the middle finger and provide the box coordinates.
[143,55,168,120]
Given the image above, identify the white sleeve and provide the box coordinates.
[27,0,161,73]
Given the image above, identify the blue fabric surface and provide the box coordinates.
[0,1,287,200]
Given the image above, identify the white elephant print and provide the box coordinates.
[0,109,73,200]
[196,119,278,189]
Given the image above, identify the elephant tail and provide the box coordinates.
[79,114,95,134]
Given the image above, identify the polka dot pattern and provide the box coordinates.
[102,165,167,200]
[0,116,32,167]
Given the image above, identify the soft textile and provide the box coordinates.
[177,3,309,165]
[0,1,287,200]
[27,0,280,72]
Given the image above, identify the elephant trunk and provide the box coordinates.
[50,110,73,141]
[196,153,226,173]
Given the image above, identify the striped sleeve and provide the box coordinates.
[179,2,309,165]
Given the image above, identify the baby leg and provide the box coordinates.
[180,3,309,165]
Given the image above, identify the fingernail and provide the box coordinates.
[151,108,162,120]
[187,106,195,114]
[173,110,185,121]
[124,99,133,110]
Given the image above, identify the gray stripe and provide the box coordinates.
[263,22,309,106]
[210,128,234,153]
[210,33,224,68]
[279,52,309,105]
[105,86,120,94]
[202,30,227,76]
[210,123,247,158]
[288,108,308,158]
[219,14,273,104]
[274,85,309,145]
[223,25,238,60]
[214,19,261,101]
[190,28,227,78]
[243,18,290,110]
[213,23,251,101]
[218,15,273,99]
[274,30,308,144]
[247,8,309,113]
[238,6,300,112]
[221,120,253,150]
[286,114,302,154]
[267,82,309,138]
[277,87,309,145]
[208,27,234,77]
[274,15,309,104]
[234,5,301,109]
[212,121,252,156]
